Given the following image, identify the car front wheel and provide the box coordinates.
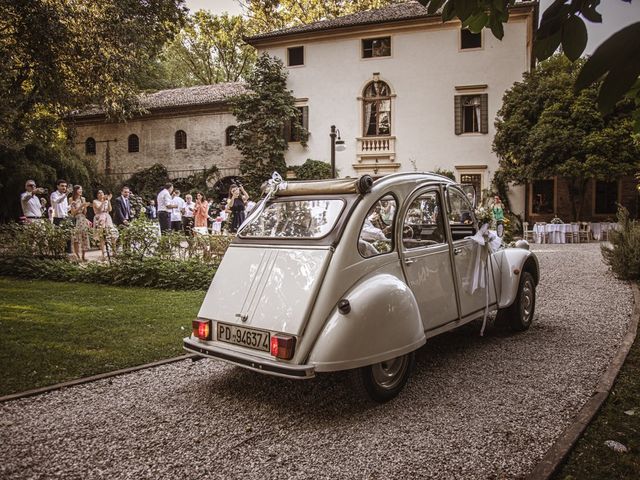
[354,352,415,403]
[497,271,536,332]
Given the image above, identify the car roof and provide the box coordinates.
[371,171,457,191]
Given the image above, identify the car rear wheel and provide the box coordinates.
[354,352,415,403]
[497,271,535,332]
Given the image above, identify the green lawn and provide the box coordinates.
[553,329,640,479]
[0,277,205,396]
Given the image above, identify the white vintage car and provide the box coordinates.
[184,173,539,402]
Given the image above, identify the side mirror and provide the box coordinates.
[460,184,477,208]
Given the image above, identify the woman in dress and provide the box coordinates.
[492,195,505,238]
[69,185,91,261]
[93,190,119,259]
[194,192,209,232]
[227,184,249,233]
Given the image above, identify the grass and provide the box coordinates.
[0,277,205,396]
[553,326,640,479]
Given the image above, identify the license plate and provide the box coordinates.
[217,322,270,352]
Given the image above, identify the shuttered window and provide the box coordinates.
[284,106,308,142]
[454,94,488,135]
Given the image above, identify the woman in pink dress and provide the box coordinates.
[92,190,119,259]
[194,192,209,231]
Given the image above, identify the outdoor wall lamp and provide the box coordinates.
[330,125,344,179]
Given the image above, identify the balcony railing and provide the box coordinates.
[357,135,396,157]
[354,135,400,174]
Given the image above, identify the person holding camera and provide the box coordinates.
[21,180,46,223]
[227,183,249,233]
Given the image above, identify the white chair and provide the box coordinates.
[578,222,591,243]
[567,223,579,243]
[522,221,535,242]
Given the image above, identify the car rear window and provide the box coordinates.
[239,199,345,239]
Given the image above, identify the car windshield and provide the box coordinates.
[239,199,345,239]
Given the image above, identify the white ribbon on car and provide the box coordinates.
[466,223,502,336]
[238,171,288,232]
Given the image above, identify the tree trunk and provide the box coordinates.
[566,177,588,221]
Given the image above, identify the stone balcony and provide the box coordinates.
[354,135,400,174]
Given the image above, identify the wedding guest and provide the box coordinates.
[146,199,157,220]
[492,195,505,237]
[50,179,69,226]
[227,184,249,233]
[113,185,132,226]
[93,190,118,259]
[194,192,209,231]
[156,183,176,234]
[171,189,185,232]
[69,185,91,261]
[182,193,195,235]
[40,198,48,219]
[20,180,45,222]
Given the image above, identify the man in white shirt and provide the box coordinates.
[171,189,185,232]
[182,193,195,235]
[50,179,69,226]
[20,180,45,222]
[156,183,176,234]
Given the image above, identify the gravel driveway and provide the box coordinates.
[0,243,632,479]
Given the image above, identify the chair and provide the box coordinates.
[522,221,535,242]
[578,222,591,243]
[566,222,579,243]
[537,222,548,244]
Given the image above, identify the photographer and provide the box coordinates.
[21,180,47,223]
[227,182,249,233]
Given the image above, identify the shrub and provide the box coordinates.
[0,256,216,290]
[0,221,72,258]
[294,159,333,180]
[602,206,640,280]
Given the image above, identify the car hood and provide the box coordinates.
[197,245,332,335]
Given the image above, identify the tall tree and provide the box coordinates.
[493,54,640,221]
[417,1,640,119]
[231,54,309,196]
[241,0,400,33]
[158,11,256,87]
[0,0,186,147]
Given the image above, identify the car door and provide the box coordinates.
[399,187,458,331]
[445,186,497,320]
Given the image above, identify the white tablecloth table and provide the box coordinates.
[591,222,618,241]
[533,223,578,244]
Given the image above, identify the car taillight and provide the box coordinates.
[192,319,211,340]
[270,334,296,360]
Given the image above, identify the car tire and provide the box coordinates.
[497,271,535,332]
[353,352,415,403]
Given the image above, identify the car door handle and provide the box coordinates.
[404,258,416,265]
[453,247,462,255]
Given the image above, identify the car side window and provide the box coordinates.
[402,190,446,250]
[447,187,477,241]
[358,195,396,258]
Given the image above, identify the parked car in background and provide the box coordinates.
[185,173,539,402]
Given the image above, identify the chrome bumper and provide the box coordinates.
[183,338,315,379]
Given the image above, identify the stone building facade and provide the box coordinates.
[69,83,246,181]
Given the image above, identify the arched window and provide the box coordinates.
[225,126,237,146]
[175,130,187,149]
[362,80,391,136]
[128,134,139,153]
[85,137,96,155]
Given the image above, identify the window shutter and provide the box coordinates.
[283,118,292,143]
[454,96,462,135]
[480,94,489,134]
[301,106,309,130]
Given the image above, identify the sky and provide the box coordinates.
[184,0,640,55]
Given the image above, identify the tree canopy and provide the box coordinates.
[0,0,187,148]
[240,0,400,32]
[138,11,256,90]
[494,54,640,220]
[231,54,309,196]
[418,1,640,118]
